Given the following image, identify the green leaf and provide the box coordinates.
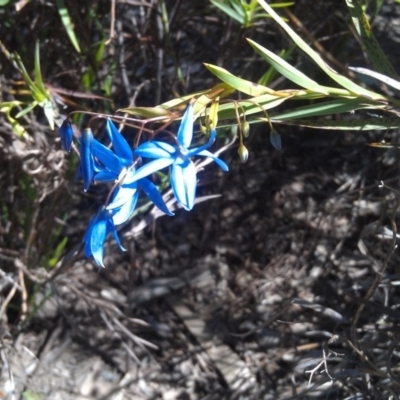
[257,0,387,101]
[34,42,47,95]
[273,117,400,131]
[204,63,281,96]
[0,101,28,137]
[46,237,68,269]
[12,53,45,101]
[258,45,295,86]
[345,0,396,78]
[15,102,38,119]
[268,97,386,121]
[247,38,328,93]
[349,66,400,92]
[118,107,174,119]
[159,83,234,110]
[55,0,81,53]
[217,94,288,121]
[210,0,245,24]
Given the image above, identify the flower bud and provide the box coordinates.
[241,120,250,137]
[59,119,73,152]
[238,144,249,163]
[270,129,282,150]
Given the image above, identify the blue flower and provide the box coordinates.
[59,119,73,152]
[107,169,174,226]
[96,119,173,224]
[131,104,229,210]
[77,122,131,192]
[83,207,125,267]
[106,118,133,166]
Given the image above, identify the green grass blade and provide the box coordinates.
[204,63,284,96]
[12,53,44,101]
[269,98,386,121]
[247,38,328,93]
[55,0,81,53]
[15,102,38,118]
[272,116,400,131]
[216,95,288,120]
[258,45,295,86]
[210,0,244,24]
[257,0,387,100]
[34,42,48,96]
[345,0,396,78]
[118,107,174,119]
[349,67,400,92]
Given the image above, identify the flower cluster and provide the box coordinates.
[59,104,229,267]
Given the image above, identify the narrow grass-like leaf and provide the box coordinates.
[257,0,387,100]
[216,94,289,121]
[34,42,47,95]
[269,2,294,8]
[247,38,328,94]
[193,93,217,117]
[272,117,400,130]
[205,63,283,96]
[349,67,400,92]
[12,53,44,101]
[160,84,234,110]
[267,98,386,121]
[15,102,38,118]
[118,107,173,119]
[55,0,81,53]
[345,0,396,78]
[258,45,295,86]
[210,0,244,24]
[46,237,68,269]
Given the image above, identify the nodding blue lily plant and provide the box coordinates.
[59,103,229,266]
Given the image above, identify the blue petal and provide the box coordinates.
[92,139,122,173]
[130,157,174,182]
[83,208,109,267]
[177,103,194,149]
[133,141,176,158]
[59,119,73,152]
[170,160,196,211]
[80,129,95,191]
[95,169,119,182]
[108,216,126,250]
[106,119,133,165]
[187,129,217,157]
[138,178,174,216]
[83,208,125,266]
[111,192,139,226]
[196,149,229,171]
[107,183,138,210]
